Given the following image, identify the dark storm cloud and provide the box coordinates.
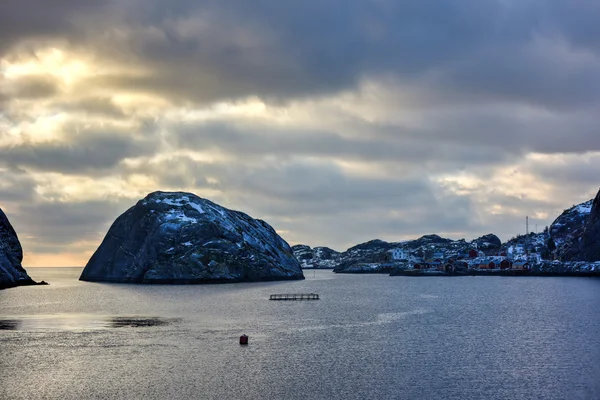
[0,129,158,173]
[83,0,517,104]
[0,0,109,52]
[545,0,600,55]
[3,0,598,109]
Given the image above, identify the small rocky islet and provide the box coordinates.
[79,191,304,283]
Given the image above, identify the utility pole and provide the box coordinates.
[525,216,529,259]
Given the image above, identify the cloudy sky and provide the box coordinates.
[1,0,599,266]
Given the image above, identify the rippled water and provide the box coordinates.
[1,268,600,400]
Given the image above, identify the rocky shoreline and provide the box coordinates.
[80,275,303,284]
[390,269,600,278]
[0,279,48,290]
[389,261,600,277]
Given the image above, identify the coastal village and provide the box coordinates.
[293,195,600,276]
[293,233,550,275]
[384,242,537,274]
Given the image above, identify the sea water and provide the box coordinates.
[1,268,600,400]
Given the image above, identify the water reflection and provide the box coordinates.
[0,319,20,330]
[0,316,178,331]
[108,316,175,328]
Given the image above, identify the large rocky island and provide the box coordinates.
[0,208,41,289]
[80,191,304,283]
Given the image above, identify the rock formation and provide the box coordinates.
[292,244,341,269]
[80,191,304,283]
[550,199,593,249]
[472,234,501,251]
[560,189,600,262]
[0,208,37,289]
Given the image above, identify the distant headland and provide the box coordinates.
[293,188,600,277]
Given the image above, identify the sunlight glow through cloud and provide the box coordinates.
[0,0,599,266]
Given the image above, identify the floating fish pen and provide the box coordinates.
[269,293,320,301]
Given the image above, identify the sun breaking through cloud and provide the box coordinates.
[1,0,599,266]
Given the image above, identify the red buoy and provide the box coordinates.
[239,334,248,345]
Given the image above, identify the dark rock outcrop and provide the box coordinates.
[333,239,394,272]
[550,199,593,248]
[0,208,37,289]
[472,234,501,250]
[403,234,453,249]
[292,244,341,269]
[80,191,304,283]
[561,189,600,262]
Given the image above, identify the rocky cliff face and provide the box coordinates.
[80,191,304,283]
[551,199,593,249]
[499,198,593,260]
[560,189,600,262]
[0,208,35,289]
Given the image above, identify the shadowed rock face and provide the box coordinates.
[473,234,501,251]
[561,189,600,262]
[0,208,35,289]
[80,191,304,283]
[580,191,600,261]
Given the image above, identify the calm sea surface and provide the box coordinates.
[1,268,600,400]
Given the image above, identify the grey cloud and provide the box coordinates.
[175,121,513,167]
[120,153,482,249]
[527,157,600,189]
[174,112,600,166]
[57,97,127,118]
[408,104,600,155]
[0,168,37,203]
[123,153,433,213]
[0,128,158,173]
[2,74,60,99]
[439,42,600,110]
[13,198,134,253]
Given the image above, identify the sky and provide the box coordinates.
[1,0,599,267]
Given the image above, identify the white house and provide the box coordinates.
[390,248,408,260]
